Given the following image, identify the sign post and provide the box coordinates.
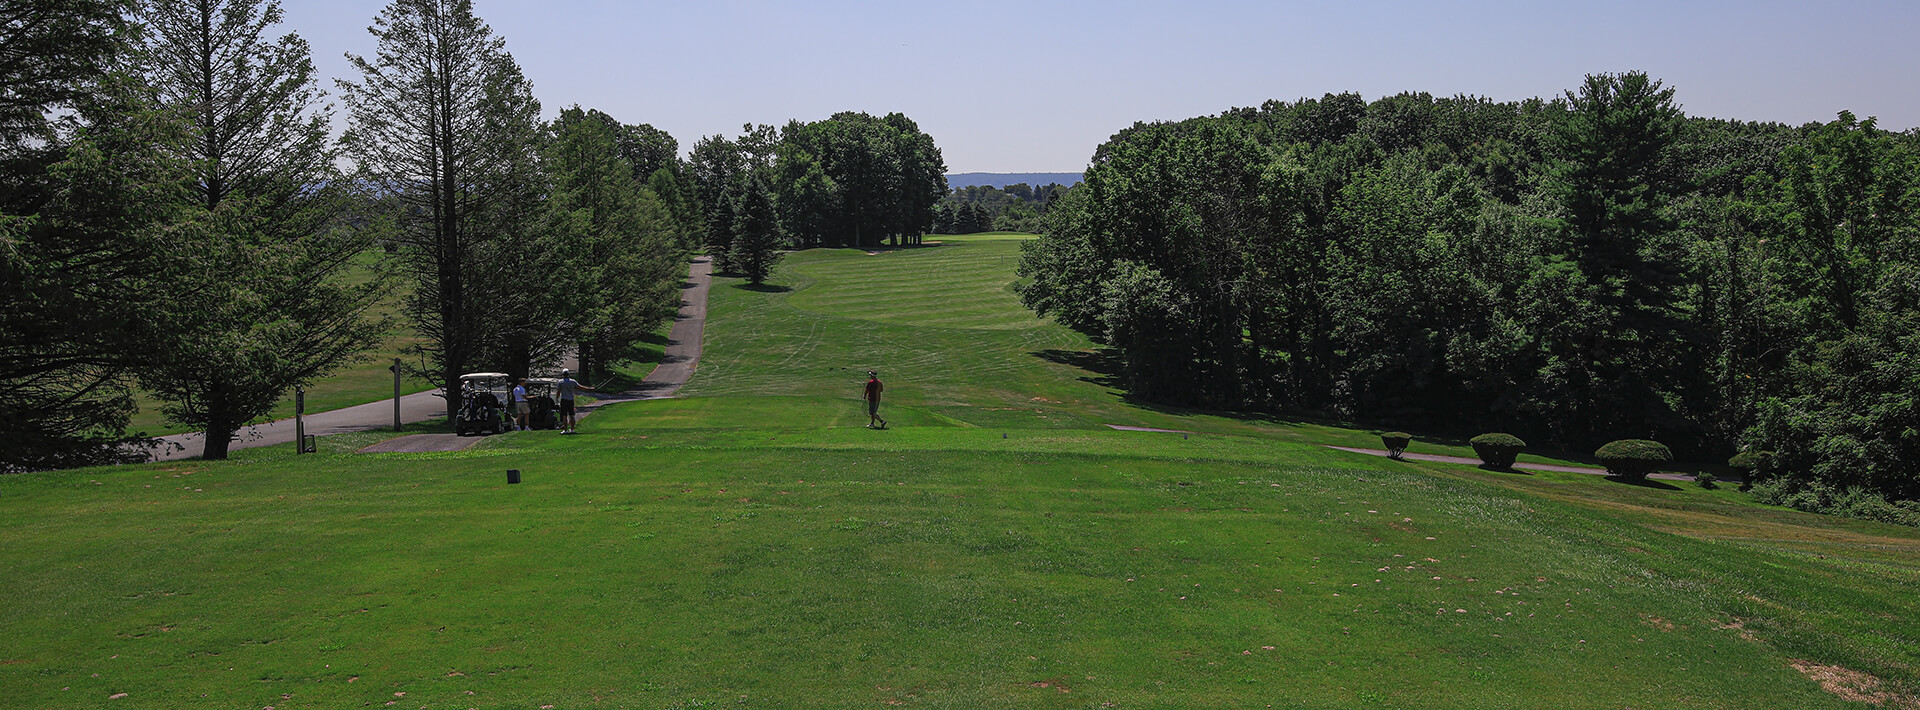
[392,358,402,432]
[294,387,306,455]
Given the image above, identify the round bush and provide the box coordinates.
[1381,432,1412,458]
[1469,433,1526,470]
[1727,451,1772,477]
[1595,439,1673,480]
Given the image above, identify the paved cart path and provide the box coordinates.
[148,257,713,461]
[356,257,714,454]
[149,389,448,462]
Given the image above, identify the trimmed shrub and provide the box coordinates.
[1381,432,1411,459]
[1694,471,1718,489]
[1595,439,1673,481]
[1727,451,1772,479]
[1469,433,1526,470]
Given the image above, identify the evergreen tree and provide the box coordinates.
[133,0,386,459]
[729,173,783,285]
[687,134,744,271]
[337,0,546,414]
[543,106,680,382]
[1,79,194,470]
[0,0,176,470]
[1531,70,1690,445]
[646,167,703,251]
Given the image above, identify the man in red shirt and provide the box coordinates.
[863,370,887,429]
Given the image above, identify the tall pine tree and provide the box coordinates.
[338,0,545,415]
[134,0,387,459]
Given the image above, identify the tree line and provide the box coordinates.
[2,0,955,469]
[935,182,1074,234]
[1019,74,1920,521]
[0,0,688,466]
[683,112,948,284]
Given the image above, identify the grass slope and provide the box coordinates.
[3,235,1917,708]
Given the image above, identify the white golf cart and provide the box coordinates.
[454,372,513,436]
[524,377,564,430]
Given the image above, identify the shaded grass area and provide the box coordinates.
[599,319,675,393]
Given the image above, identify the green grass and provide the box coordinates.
[4,235,1918,707]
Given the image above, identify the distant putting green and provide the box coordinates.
[4,236,1918,708]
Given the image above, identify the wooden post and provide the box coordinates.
[392,358,402,432]
[294,387,305,454]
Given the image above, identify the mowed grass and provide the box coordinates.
[4,235,1919,707]
[786,234,1042,330]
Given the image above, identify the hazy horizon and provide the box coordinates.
[283,0,1920,174]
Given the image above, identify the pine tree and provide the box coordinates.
[1535,70,1690,444]
[544,106,680,382]
[134,0,387,459]
[337,0,546,414]
[0,0,179,470]
[729,173,783,285]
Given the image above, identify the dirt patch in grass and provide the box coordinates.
[1717,618,1759,642]
[1028,678,1073,694]
[1789,659,1920,707]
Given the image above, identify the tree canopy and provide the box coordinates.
[1018,73,1920,519]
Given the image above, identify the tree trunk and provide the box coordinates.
[201,424,234,460]
[445,371,463,421]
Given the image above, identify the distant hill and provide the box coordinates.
[945,172,1083,190]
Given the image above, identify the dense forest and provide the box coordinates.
[1019,73,1920,523]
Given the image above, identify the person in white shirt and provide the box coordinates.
[512,378,532,431]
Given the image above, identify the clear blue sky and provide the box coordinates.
[283,0,1920,174]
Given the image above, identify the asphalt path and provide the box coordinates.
[149,256,714,461]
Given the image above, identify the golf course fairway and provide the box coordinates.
[4,235,1918,708]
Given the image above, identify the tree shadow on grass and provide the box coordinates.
[1032,348,1122,389]
[863,241,947,253]
[735,282,792,293]
[1478,463,1533,475]
[1029,347,1406,434]
[1605,475,1682,491]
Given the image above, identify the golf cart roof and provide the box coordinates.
[459,372,510,381]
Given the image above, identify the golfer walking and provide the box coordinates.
[864,370,887,429]
[557,368,594,434]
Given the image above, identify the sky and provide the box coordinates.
[282,0,1920,174]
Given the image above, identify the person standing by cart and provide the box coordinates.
[512,377,532,431]
[863,370,887,429]
[557,368,594,434]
